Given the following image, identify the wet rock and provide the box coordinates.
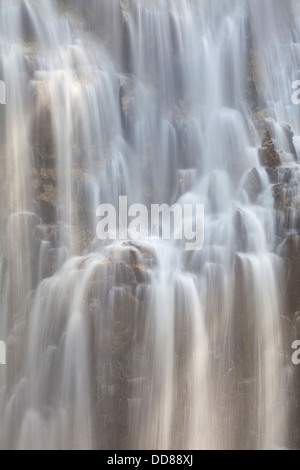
[119,241,157,270]
[33,167,57,224]
[108,248,153,287]
[112,261,136,286]
[38,200,56,224]
[245,21,260,114]
[254,118,270,142]
[273,184,285,210]
[281,122,298,161]
[21,2,37,42]
[258,135,281,168]
[254,119,282,170]
[271,167,300,235]
[86,243,156,305]
[245,13,267,115]
[233,210,249,253]
[43,224,59,244]
[273,183,297,214]
[46,224,60,247]
[30,81,58,225]
[119,76,137,136]
[266,166,296,185]
[280,235,300,317]
[87,250,151,450]
[281,315,293,355]
[247,78,260,113]
[244,167,263,203]
[233,254,255,379]
[30,82,54,167]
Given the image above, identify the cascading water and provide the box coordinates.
[0,0,299,450]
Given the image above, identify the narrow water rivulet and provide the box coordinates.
[0,0,300,450]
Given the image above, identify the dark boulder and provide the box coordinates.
[20,2,37,42]
[244,167,263,203]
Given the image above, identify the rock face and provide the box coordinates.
[258,133,281,168]
[30,80,57,224]
[281,123,298,161]
[21,2,37,42]
[280,236,300,317]
[3,0,300,450]
[83,243,156,449]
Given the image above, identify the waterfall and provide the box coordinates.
[0,0,299,449]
